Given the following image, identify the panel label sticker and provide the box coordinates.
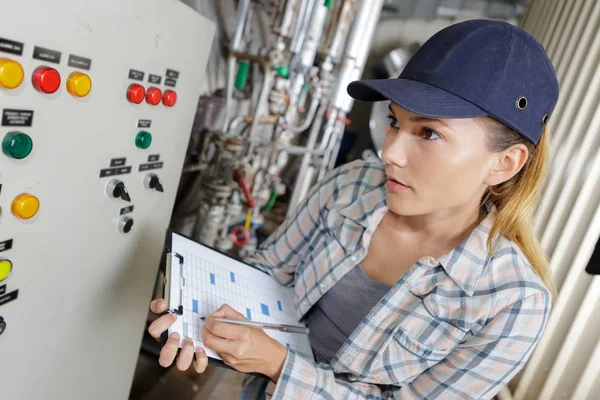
[128,69,145,81]
[0,239,13,252]
[33,46,61,64]
[0,37,24,56]
[110,158,126,167]
[120,205,134,215]
[2,109,34,127]
[166,69,180,79]
[137,119,152,128]
[148,74,162,84]
[148,154,160,162]
[0,289,18,308]
[164,78,177,88]
[68,54,92,70]
[139,161,164,171]
[99,166,132,178]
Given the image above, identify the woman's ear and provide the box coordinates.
[484,144,529,186]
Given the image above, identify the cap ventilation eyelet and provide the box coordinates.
[542,113,550,126]
[516,96,528,110]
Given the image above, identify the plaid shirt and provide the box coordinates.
[241,159,551,399]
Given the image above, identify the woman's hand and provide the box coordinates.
[147,299,209,373]
[202,304,288,382]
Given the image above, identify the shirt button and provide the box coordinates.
[351,255,357,262]
[320,283,326,290]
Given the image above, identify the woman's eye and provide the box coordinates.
[387,115,399,129]
[421,128,441,140]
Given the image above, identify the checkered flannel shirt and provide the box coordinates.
[240,159,551,399]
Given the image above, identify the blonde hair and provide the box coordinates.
[481,118,556,299]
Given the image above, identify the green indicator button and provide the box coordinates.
[2,131,33,159]
[135,131,152,149]
[277,66,289,78]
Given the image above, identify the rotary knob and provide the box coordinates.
[143,173,164,192]
[106,179,131,202]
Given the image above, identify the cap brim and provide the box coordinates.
[347,78,489,119]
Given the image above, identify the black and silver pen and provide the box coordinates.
[200,317,309,334]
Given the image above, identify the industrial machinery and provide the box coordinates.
[0,0,214,399]
[174,0,384,258]
[0,0,387,398]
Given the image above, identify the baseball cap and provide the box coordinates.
[347,19,559,145]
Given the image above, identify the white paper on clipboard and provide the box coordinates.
[164,231,314,362]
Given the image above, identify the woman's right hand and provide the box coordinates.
[148,299,209,373]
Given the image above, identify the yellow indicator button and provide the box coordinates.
[0,259,12,282]
[11,193,40,220]
[67,72,91,97]
[0,58,24,89]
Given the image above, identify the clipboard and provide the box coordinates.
[160,229,314,374]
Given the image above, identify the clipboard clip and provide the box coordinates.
[164,252,185,315]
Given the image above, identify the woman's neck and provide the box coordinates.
[386,199,485,250]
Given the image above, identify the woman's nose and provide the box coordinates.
[381,131,408,167]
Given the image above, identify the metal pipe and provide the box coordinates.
[284,94,321,134]
[327,0,359,64]
[290,0,317,54]
[274,0,300,39]
[332,0,384,113]
[279,145,324,156]
[247,70,276,155]
[288,102,327,210]
[222,0,251,132]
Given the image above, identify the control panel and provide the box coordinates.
[0,1,214,399]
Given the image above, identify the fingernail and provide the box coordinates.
[196,348,204,354]
[170,332,179,339]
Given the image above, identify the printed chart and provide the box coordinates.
[169,232,314,361]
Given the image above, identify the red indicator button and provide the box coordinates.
[32,66,61,94]
[127,84,145,104]
[145,87,162,106]
[162,90,177,107]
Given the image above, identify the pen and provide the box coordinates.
[200,317,310,334]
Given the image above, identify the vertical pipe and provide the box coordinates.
[287,103,327,211]
[222,0,251,132]
[331,0,384,113]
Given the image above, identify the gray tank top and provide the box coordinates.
[304,265,392,363]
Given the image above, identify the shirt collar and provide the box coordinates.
[340,182,496,296]
[437,206,497,296]
[338,182,387,228]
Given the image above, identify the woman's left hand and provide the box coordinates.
[202,304,288,382]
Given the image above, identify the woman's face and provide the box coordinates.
[381,103,502,217]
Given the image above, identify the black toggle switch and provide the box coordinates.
[0,316,6,336]
[107,179,131,202]
[144,173,164,192]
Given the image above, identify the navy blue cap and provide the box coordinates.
[347,19,559,145]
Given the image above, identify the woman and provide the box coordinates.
[148,19,557,399]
